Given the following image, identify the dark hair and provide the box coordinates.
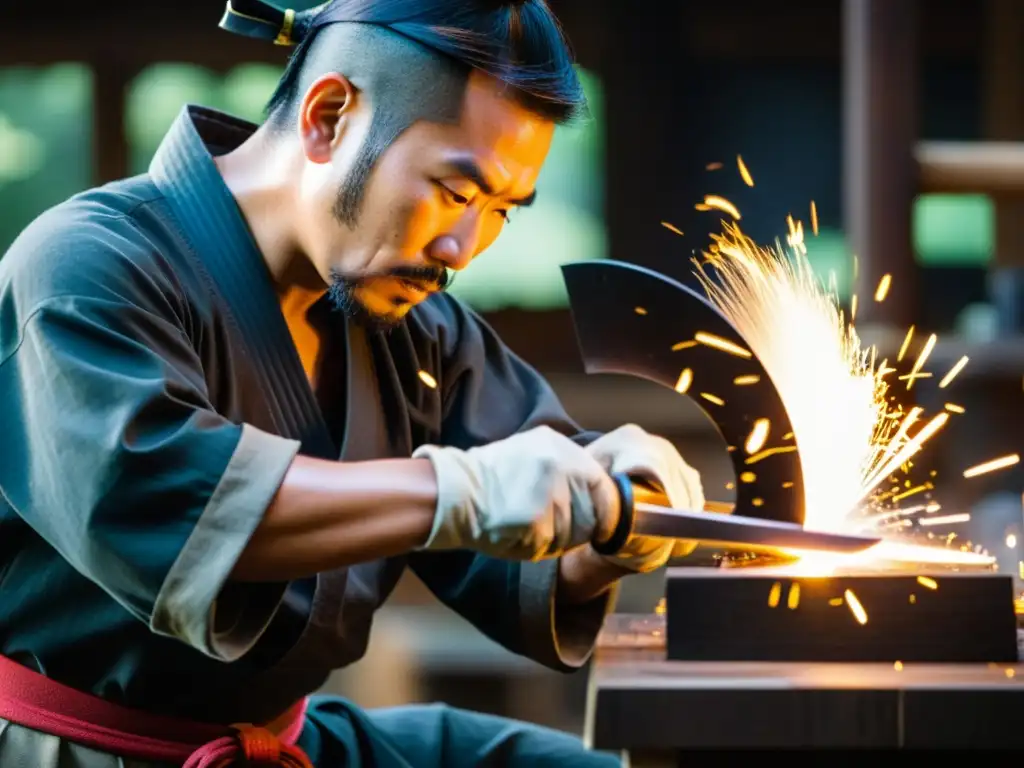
[263,0,587,128]
[224,0,586,226]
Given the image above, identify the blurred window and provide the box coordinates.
[0,64,93,252]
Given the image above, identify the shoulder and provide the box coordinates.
[0,177,192,323]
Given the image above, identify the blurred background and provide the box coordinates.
[2,0,1022,739]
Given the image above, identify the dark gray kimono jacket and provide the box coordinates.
[0,106,614,767]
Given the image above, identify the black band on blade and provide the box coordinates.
[592,473,636,556]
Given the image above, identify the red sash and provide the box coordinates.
[0,654,312,767]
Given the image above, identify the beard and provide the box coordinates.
[326,264,451,333]
[327,134,451,332]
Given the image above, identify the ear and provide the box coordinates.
[297,73,359,164]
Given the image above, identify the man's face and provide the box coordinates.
[294,70,555,329]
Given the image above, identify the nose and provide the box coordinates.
[427,213,482,272]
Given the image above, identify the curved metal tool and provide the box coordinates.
[562,259,806,525]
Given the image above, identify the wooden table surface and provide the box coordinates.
[585,614,1024,755]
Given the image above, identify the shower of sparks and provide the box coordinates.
[676,158,1017,572]
[692,219,935,534]
[963,454,1020,478]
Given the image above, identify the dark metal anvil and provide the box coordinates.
[562,258,805,525]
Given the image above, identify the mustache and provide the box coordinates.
[329,265,451,291]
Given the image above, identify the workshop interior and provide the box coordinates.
[3,0,1024,758]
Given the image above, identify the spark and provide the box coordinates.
[694,331,752,358]
[740,471,756,483]
[844,589,868,624]
[1007,534,1017,548]
[787,582,800,609]
[916,576,938,590]
[938,355,969,388]
[700,392,725,406]
[417,370,437,389]
[674,368,693,394]
[671,340,698,351]
[745,445,798,465]
[661,221,684,236]
[737,155,755,186]
[944,403,965,414]
[897,326,915,362]
[963,454,1020,478]
[768,581,782,607]
[809,201,818,235]
[874,274,892,302]
[706,161,723,171]
[828,597,843,606]
[894,661,904,671]
[634,306,648,315]
[703,195,741,220]
[745,418,771,454]
[734,374,760,385]
[919,513,971,526]
[905,333,937,390]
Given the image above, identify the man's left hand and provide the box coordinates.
[585,424,705,573]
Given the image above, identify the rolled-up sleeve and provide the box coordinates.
[0,294,299,661]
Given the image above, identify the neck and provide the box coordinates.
[214,129,325,315]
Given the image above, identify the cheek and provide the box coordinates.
[390,196,442,253]
[474,216,506,255]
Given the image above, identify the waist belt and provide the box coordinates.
[0,653,312,767]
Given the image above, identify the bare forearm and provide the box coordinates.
[231,456,437,582]
[557,545,632,605]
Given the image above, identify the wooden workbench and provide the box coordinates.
[584,614,1024,763]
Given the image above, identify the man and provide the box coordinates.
[0,0,704,765]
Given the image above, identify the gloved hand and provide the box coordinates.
[585,424,705,573]
[413,426,620,560]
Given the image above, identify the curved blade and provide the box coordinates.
[633,502,881,554]
[562,259,806,525]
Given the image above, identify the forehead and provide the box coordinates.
[428,72,555,184]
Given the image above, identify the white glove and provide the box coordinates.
[413,426,620,561]
[585,424,705,573]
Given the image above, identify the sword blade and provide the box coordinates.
[633,502,882,554]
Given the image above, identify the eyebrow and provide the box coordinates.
[443,157,537,207]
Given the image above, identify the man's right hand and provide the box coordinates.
[412,426,621,560]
